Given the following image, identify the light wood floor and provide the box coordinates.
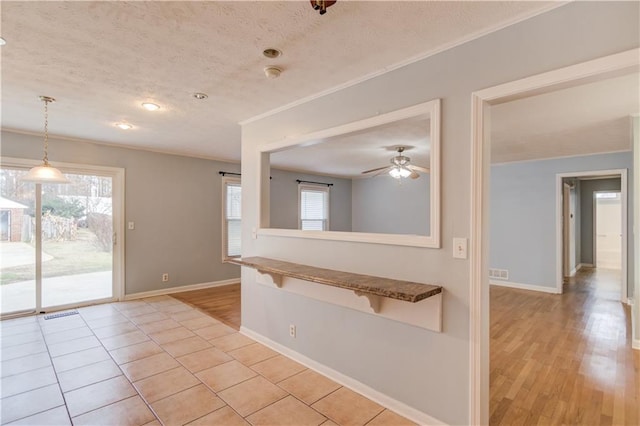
[490,267,639,425]
[169,273,639,425]
[171,283,241,330]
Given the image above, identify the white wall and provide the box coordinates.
[1,131,241,295]
[351,175,430,235]
[491,152,633,292]
[240,2,639,423]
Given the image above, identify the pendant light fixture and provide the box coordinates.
[21,96,69,184]
[310,0,336,15]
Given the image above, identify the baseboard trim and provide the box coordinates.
[240,326,447,426]
[569,263,592,277]
[124,278,240,300]
[489,280,559,294]
[633,301,639,350]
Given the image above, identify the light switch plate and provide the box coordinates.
[453,238,467,259]
[128,221,135,230]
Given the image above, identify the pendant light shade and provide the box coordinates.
[21,96,69,184]
[21,164,70,183]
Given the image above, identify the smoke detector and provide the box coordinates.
[264,66,282,79]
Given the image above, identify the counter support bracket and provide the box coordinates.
[354,291,381,313]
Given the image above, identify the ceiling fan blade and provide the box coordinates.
[371,167,393,177]
[361,165,389,174]
[409,171,420,179]
[408,165,430,174]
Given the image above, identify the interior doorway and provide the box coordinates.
[470,49,639,425]
[557,172,626,299]
[595,191,622,270]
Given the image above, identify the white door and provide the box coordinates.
[595,192,622,270]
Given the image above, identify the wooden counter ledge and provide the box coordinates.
[229,256,442,303]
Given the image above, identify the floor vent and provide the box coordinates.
[43,310,79,320]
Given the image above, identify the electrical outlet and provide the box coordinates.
[289,324,296,338]
[162,273,169,282]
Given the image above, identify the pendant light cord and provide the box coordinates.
[42,99,50,166]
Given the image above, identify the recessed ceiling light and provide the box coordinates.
[0,37,6,46]
[141,102,160,111]
[192,93,208,100]
[263,48,282,59]
[115,123,133,130]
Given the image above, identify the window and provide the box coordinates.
[299,184,329,231]
[223,178,241,258]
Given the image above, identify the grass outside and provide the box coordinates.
[0,229,112,285]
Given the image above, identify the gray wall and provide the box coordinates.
[269,168,352,232]
[580,177,622,265]
[1,131,241,295]
[491,152,633,292]
[241,3,639,424]
[351,175,430,235]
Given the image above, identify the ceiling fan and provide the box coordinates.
[361,147,429,179]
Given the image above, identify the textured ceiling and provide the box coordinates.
[0,1,557,161]
[491,72,640,163]
[271,115,431,178]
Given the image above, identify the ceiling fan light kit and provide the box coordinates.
[21,96,70,184]
[389,166,412,179]
[361,146,428,180]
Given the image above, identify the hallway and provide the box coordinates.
[490,268,639,425]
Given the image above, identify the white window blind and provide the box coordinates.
[224,180,241,258]
[299,185,329,231]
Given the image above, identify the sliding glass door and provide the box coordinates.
[1,163,123,316]
[0,168,36,314]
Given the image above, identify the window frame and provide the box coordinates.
[222,176,241,260]
[298,183,330,231]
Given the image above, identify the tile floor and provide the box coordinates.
[0,296,415,426]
